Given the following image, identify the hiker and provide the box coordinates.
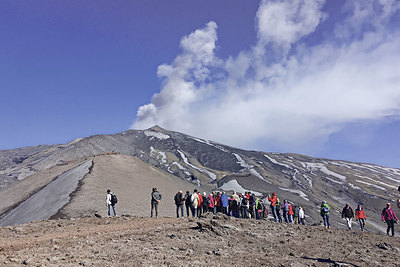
[191,189,199,217]
[241,194,249,219]
[151,187,162,218]
[255,197,263,220]
[276,197,282,222]
[342,203,354,230]
[211,192,217,214]
[207,192,215,213]
[397,198,400,209]
[106,189,117,216]
[288,202,294,224]
[281,200,291,223]
[381,203,399,236]
[294,206,299,224]
[268,193,278,222]
[298,206,305,225]
[355,204,367,231]
[221,191,229,215]
[232,192,240,218]
[214,192,222,213]
[249,193,256,219]
[184,191,192,217]
[262,198,269,219]
[174,190,184,218]
[228,195,234,216]
[202,192,209,214]
[197,191,203,218]
[321,201,330,228]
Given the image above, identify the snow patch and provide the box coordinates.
[177,150,216,180]
[353,174,397,189]
[304,163,346,181]
[190,137,230,152]
[302,174,313,187]
[348,183,363,191]
[278,187,309,201]
[220,180,261,196]
[144,131,170,140]
[355,180,386,190]
[233,153,267,181]
[172,162,191,176]
[264,155,291,169]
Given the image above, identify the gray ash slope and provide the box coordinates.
[0,126,399,232]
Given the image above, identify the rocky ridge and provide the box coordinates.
[0,214,398,266]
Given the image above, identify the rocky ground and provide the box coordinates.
[0,213,398,266]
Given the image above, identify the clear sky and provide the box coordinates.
[1,0,400,168]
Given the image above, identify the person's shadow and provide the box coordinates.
[301,256,360,267]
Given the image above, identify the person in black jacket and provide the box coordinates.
[174,191,184,218]
[151,187,162,218]
[342,203,354,230]
[184,191,192,217]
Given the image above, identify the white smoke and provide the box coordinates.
[132,0,400,154]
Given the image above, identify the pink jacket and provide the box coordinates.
[208,195,214,208]
[381,207,399,222]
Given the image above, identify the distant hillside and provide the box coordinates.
[0,126,399,231]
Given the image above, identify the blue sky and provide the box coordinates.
[1,0,400,168]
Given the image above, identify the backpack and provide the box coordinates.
[152,191,161,201]
[204,196,210,206]
[242,197,248,206]
[323,206,329,213]
[111,193,118,205]
[284,205,289,212]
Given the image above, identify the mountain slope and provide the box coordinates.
[0,126,399,232]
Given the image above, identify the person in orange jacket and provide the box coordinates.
[268,193,278,222]
[288,202,294,224]
[355,204,367,231]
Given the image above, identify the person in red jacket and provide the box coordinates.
[288,203,294,224]
[268,193,278,222]
[197,192,203,218]
[207,193,215,214]
[355,204,367,231]
[382,203,399,236]
[214,192,222,213]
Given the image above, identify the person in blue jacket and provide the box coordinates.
[221,191,229,215]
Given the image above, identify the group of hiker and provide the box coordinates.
[105,188,399,237]
[319,200,399,236]
[174,190,306,224]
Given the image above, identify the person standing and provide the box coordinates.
[355,204,367,231]
[268,193,278,222]
[151,187,162,218]
[184,191,192,217]
[232,192,240,218]
[106,189,117,216]
[321,201,330,228]
[381,203,399,236]
[214,192,222,213]
[196,191,203,218]
[207,192,215,213]
[294,206,300,224]
[241,194,249,219]
[174,190,184,218]
[288,202,294,224]
[191,189,199,217]
[281,200,290,223]
[221,192,229,215]
[342,203,354,230]
[298,207,305,225]
[202,192,209,214]
[249,193,256,219]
